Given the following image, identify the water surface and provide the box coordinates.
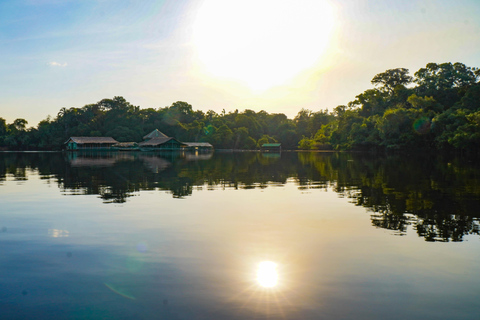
[1,151,480,319]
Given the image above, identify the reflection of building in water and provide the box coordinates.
[139,155,171,173]
[185,151,213,161]
[183,142,214,152]
[69,157,117,167]
[67,152,136,167]
[261,152,281,159]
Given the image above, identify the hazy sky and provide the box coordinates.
[1,0,479,126]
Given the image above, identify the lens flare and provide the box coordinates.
[257,261,278,288]
[104,283,136,300]
[413,117,431,135]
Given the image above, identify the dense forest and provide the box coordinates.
[1,62,479,152]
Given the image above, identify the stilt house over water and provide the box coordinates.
[261,143,281,152]
[138,129,186,151]
[64,129,214,152]
[65,137,119,150]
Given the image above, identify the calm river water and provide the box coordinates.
[1,151,480,319]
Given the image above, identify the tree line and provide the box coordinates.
[1,62,479,152]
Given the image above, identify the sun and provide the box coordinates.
[192,0,335,91]
[257,261,278,288]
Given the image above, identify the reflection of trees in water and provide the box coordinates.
[61,152,190,202]
[371,211,417,235]
[416,214,480,242]
[0,152,64,183]
[296,152,480,242]
[1,151,480,241]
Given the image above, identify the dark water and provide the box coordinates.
[1,151,480,319]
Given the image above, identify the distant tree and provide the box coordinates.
[371,68,412,94]
[233,127,257,149]
[355,89,388,117]
[13,118,28,131]
[298,136,313,149]
[457,83,480,111]
[294,109,313,137]
[407,94,443,113]
[414,62,478,91]
[0,117,7,136]
[212,125,234,148]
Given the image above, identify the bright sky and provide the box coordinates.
[1,0,479,126]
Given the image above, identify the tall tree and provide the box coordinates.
[371,68,412,94]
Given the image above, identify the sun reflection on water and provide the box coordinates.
[257,261,278,288]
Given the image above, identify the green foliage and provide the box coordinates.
[414,62,478,91]
[371,68,413,94]
[355,89,388,117]
[457,83,480,111]
[234,127,256,149]
[13,118,28,131]
[376,107,416,149]
[298,136,313,149]
[407,94,443,113]
[433,109,480,150]
[257,135,277,148]
[0,118,7,144]
[314,123,336,147]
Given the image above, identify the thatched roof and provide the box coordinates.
[138,137,174,146]
[65,137,118,144]
[143,129,168,140]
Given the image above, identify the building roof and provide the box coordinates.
[65,137,118,144]
[138,137,184,147]
[183,142,213,148]
[143,129,168,140]
[261,143,281,147]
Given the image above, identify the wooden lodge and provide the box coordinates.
[65,137,119,150]
[138,129,186,151]
[261,143,281,152]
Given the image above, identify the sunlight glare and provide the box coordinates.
[192,0,335,91]
[257,261,278,288]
